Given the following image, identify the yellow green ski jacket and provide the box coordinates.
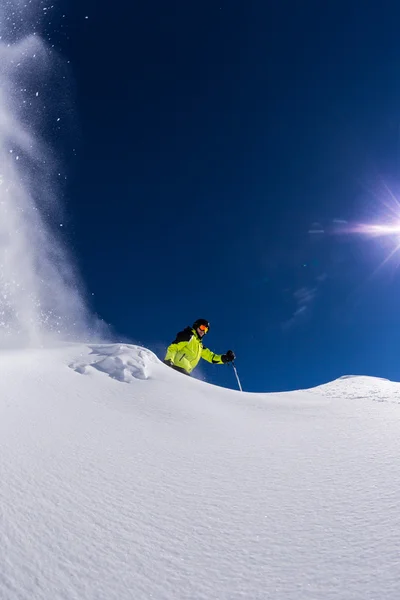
[164,327,224,374]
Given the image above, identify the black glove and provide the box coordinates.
[221,350,235,363]
[164,359,174,367]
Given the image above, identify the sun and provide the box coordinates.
[346,182,400,273]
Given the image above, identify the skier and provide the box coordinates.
[163,318,235,376]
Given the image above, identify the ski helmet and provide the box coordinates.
[193,318,210,331]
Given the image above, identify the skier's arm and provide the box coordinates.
[164,328,193,363]
[201,347,224,364]
[164,342,180,363]
[202,348,236,365]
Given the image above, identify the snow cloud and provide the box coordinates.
[0,1,105,346]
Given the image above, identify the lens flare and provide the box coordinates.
[354,223,400,236]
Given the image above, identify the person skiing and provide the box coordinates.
[163,318,235,376]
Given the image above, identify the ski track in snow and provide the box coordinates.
[1,343,400,599]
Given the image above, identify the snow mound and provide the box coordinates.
[304,374,400,403]
[70,343,158,382]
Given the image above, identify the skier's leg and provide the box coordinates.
[163,360,190,376]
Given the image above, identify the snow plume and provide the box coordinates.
[0,2,103,346]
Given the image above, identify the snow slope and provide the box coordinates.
[1,343,399,600]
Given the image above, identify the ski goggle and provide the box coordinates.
[198,324,209,333]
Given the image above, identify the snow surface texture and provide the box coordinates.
[1,344,400,600]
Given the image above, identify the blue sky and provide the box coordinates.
[54,1,400,391]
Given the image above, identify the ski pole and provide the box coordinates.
[230,361,243,392]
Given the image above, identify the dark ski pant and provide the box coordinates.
[163,360,190,376]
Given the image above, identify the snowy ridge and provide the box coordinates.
[1,343,400,600]
[304,374,400,403]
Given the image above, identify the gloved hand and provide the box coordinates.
[221,350,235,363]
[164,359,174,367]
